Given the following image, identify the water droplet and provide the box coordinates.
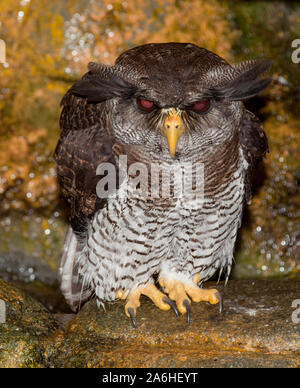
[17,11,24,21]
[29,274,35,281]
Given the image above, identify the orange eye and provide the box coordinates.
[136,98,157,113]
[191,100,211,113]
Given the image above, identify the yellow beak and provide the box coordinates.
[163,110,183,157]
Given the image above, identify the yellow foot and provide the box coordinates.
[159,276,223,323]
[117,283,178,328]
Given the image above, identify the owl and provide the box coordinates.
[54,43,271,327]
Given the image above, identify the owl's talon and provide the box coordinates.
[124,279,221,326]
[183,299,191,324]
[159,275,222,320]
[127,307,137,329]
[124,283,176,327]
[116,289,129,300]
[162,296,179,317]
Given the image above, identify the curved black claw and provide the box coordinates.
[162,296,179,317]
[160,286,166,294]
[218,291,223,313]
[183,299,191,324]
[127,307,137,329]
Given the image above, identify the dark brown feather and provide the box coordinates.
[70,71,137,103]
[238,109,269,202]
[54,92,117,234]
[210,60,272,101]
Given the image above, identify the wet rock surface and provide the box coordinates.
[1,278,300,367]
[45,279,300,367]
[0,211,69,312]
[233,106,300,279]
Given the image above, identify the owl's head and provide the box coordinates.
[71,43,272,159]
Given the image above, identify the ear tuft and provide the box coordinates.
[232,59,273,78]
[210,59,273,101]
[69,65,137,103]
[87,62,112,73]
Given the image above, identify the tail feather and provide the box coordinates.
[59,227,91,311]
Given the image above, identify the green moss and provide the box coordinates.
[0,279,59,367]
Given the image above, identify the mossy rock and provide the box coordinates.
[0,278,59,367]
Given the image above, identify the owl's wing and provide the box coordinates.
[54,91,117,234]
[238,109,269,202]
